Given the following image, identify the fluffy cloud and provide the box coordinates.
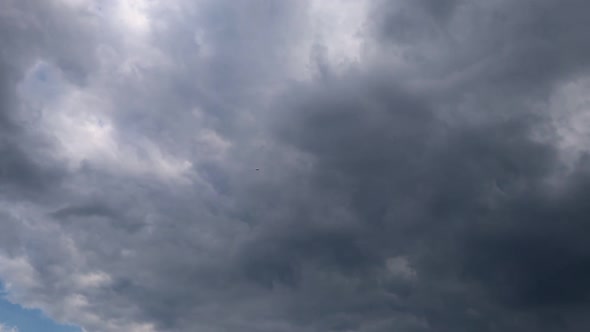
[1,0,590,331]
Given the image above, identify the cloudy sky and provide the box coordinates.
[1,0,590,331]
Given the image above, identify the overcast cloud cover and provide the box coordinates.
[1,0,590,331]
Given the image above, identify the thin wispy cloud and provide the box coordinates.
[0,323,18,332]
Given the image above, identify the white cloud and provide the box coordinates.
[385,256,417,280]
[550,76,590,167]
[0,255,40,292]
[18,61,192,182]
[308,0,369,66]
[0,323,18,332]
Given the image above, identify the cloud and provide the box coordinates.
[0,323,18,332]
[1,0,590,331]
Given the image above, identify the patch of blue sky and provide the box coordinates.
[0,283,81,332]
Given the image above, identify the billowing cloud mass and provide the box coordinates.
[1,0,590,331]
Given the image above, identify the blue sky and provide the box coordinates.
[0,285,80,332]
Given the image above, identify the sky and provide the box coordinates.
[1,0,590,331]
[0,283,80,332]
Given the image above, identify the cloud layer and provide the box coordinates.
[2,0,590,331]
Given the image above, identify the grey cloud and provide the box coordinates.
[1,0,590,332]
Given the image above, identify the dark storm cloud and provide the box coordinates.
[460,170,590,307]
[2,0,590,332]
[0,2,76,198]
[259,1,590,331]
